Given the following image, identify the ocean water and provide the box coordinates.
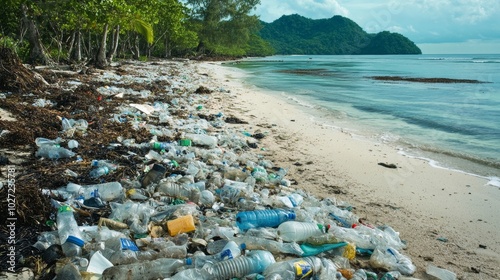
[225,54,500,182]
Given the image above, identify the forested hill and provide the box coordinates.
[259,14,422,55]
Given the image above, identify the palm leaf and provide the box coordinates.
[131,18,154,44]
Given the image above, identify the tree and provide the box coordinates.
[186,0,261,56]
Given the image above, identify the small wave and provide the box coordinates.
[487,177,500,188]
[281,93,317,109]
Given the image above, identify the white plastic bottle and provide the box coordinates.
[56,206,85,257]
[277,221,326,242]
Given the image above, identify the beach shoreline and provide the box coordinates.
[197,61,500,279]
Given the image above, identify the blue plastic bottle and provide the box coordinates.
[236,209,296,231]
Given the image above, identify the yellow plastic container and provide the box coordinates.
[166,215,196,236]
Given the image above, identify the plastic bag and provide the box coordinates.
[369,247,416,275]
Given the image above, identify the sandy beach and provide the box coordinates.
[197,61,500,279]
[1,58,499,279]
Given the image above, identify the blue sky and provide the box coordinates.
[254,0,500,54]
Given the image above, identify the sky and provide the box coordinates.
[254,0,500,54]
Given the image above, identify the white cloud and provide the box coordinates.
[256,0,348,22]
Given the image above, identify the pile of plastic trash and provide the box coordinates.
[21,61,445,280]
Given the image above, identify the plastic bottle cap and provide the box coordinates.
[58,205,73,213]
[288,212,297,219]
[240,243,247,250]
[66,236,85,247]
[186,258,193,265]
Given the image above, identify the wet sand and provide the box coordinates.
[197,61,500,279]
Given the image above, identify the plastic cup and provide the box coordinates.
[87,251,113,274]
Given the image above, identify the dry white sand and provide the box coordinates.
[197,61,500,279]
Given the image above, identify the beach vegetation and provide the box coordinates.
[0,0,420,66]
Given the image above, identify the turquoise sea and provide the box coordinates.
[225,54,500,183]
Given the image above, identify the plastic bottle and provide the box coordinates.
[56,206,85,257]
[230,236,304,256]
[35,137,62,147]
[36,145,76,159]
[277,221,326,242]
[158,182,200,203]
[299,242,348,257]
[102,258,185,280]
[172,251,274,280]
[236,209,296,231]
[370,247,416,276]
[380,271,402,280]
[185,133,218,148]
[426,265,457,280]
[187,241,245,269]
[152,141,173,151]
[104,237,140,265]
[305,232,341,245]
[263,256,322,280]
[142,164,166,187]
[351,269,368,280]
[277,193,304,208]
[91,159,118,171]
[89,166,109,178]
[67,182,124,201]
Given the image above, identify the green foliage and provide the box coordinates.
[0,35,29,60]
[186,0,262,56]
[131,19,154,44]
[260,14,421,55]
[361,31,421,54]
[245,33,275,56]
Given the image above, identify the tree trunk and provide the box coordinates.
[21,4,52,65]
[73,30,82,62]
[164,37,171,58]
[133,34,140,60]
[107,25,120,62]
[96,24,109,68]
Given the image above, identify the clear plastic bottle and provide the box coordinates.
[67,182,124,201]
[35,137,62,147]
[158,182,200,203]
[351,269,368,280]
[104,237,140,265]
[200,250,275,280]
[305,232,341,245]
[263,256,322,280]
[370,247,416,276]
[187,241,245,269]
[426,265,457,280]
[36,145,75,159]
[102,258,185,280]
[236,209,296,231]
[56,206,85,257]
[91,159,118,170]
[230,236,304,256]
[185,133,218,148]
[277,221,326,242]
[89,166,110,178]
